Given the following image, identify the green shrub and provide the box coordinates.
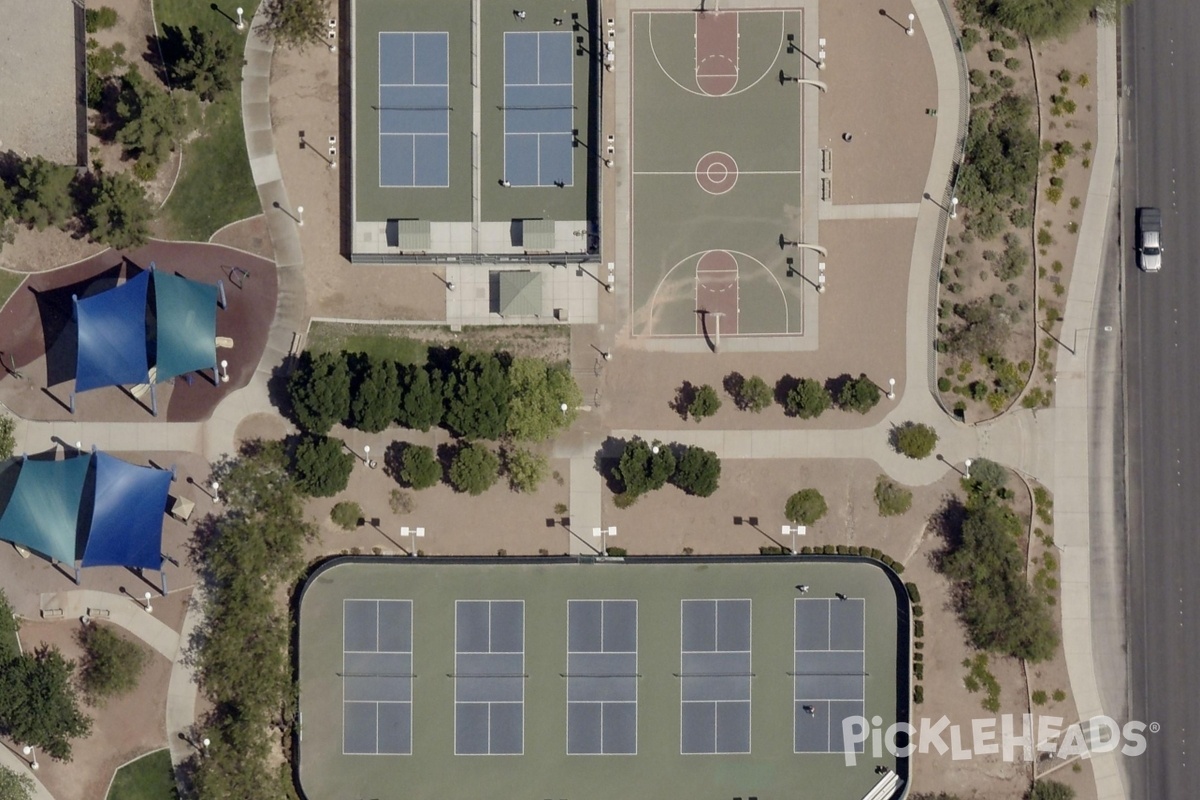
[85,6,118,33]
[1057,69,1072,83]
[914,620,924,638]
[894,422,938,459]
[502,446,548,493]
[330,501,363,531]
[687,383,722,421]
[292,435,355,497]
[759,545,785,555]
[785,378,832,419]
[960,27,981,52]
[837,374,882,414]
[399,444,441,490]
[913,685,924,704]
[671,446,721,497]
[1032,689,1048,706]
[77,623,147,705]
[913,605,924,618]
[874,476,913,517]
[1053,688,1067,702]
[905,583,922,603]
[1030,780,1076,800]
[448,443,500,495]
[987,48,1004,62]
[938,377,951,392]
[785,489,827,525]
[822,544,836,555]
[605,547,627,557]
[1004,57,1021,71]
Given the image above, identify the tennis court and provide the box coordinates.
[378,32,450,188]
[298,557,910,800]
[629,9,815,338]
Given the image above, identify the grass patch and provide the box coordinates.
[154,0,261,240]
[106,748,178,800]
[305,322,572,365]
[0,269,26,308]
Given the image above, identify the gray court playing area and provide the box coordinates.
[680,599,752,754]
[567,599,638,755]
[504,31,575,187]
[378,31,450,188]
[455,600,526,755]
[793,598,867,754]
[299,559,908,800]
[342,599,414,755]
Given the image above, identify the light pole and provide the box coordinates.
[202,737,210,754]
[906,12,915,35]
[211,481,220,504]
[144,591,153,613]
[592,526,616,555]
[220,359,229,383]
[235,6,245,29]
[560,402,569,414]
[963,459,973,480]
[603,351,612,361]
[781,525,806,555]
[400,526,425,556]
[950,196,959,219]
[296,205,304,227]
[887,378,896,400]
[22,746,37,770]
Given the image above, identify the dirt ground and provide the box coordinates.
[7,592,187,800]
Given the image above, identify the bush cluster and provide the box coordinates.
[612,439,720,504]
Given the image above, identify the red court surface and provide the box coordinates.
[0,242,277,422]
[695,249,739,334]
[695,11,739,95]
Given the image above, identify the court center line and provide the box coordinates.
[634,169,801,175]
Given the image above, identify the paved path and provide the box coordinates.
[165,588,205,791]
[0,745,54,800]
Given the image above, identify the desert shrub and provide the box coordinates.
[785,489,827,525]
[894,422,938,459]
[874,476,913,517]
[330,501,362,531]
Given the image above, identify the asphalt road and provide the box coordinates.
[1124,1,1200,796]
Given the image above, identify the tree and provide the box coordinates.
[671,446,721,497]
[785,489,827,525]
[291,435,354,497]
[444,352,510,440]
[0,414,14,461]
[613,438,675,500]
[11,157,77,231]
[786,378,832,419]
[894,422,938,460]
[350,355,402,433]
[0,765,34,800]
[448,443,500,495]
[192,441,318,800]
[288,351,351,434]
[734,374,773,413]
[687,384,722,421]
[1029,780,1076,800]
[163,24,238,101]
[397,365,444,432]
[330,501,362,530]
[874,476,913,517]
[945,300,1011,358]
[260,0,332,50]
[506,358,582,441]
[502,446,548,493]
[838,374,882,414]
[398,444,441,490]
[943,499,1058,662]
[0,645,91,761]
[115,69,184,172]
[965,458,1009,498]
[83,170,151,249]
[76,623,148,705]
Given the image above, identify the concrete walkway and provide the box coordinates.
[165,588,205,789]
[0,745,54,800]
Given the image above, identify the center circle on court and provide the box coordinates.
[695,151,739,195]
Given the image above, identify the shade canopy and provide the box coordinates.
[0,451,170,570]
[81,452,172,570]
[74,270,150,391]
[153,271,218,382]
[498,271,542,316]
[73,268,219,392]
[0,455,91,564]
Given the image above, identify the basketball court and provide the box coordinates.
[298,557,909,800]
[628,8,815,340]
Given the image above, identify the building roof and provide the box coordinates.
[523,219,556,250]
[497,271,542,316]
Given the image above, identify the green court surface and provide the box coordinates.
[297,557,909,800]
[631,10,806,336]
[352,0,594,229]
[354,0,473,223]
